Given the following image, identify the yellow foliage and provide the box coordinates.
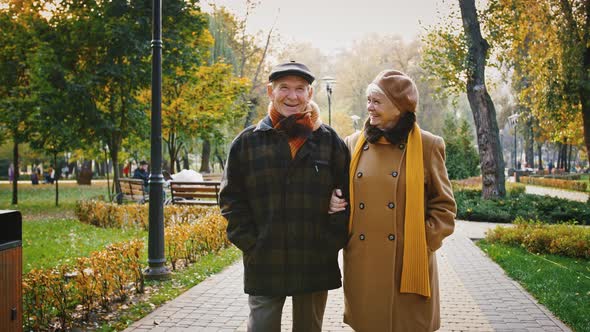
[520,176,587,192]
[23,240,144,331]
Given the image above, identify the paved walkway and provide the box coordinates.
[125,220,571,332]
[525,185,588,203]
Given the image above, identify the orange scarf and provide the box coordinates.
[268,102,322,158]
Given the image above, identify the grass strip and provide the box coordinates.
[478,240,590,332]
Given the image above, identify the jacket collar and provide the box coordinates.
[254,116,274,132]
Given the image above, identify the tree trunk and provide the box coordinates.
[12,139,18,205]
[243,97,259,128]
[200,139,211,173]
[524,117,534,168]
[109,142,122,202]
[215,149,225,171]
[558,141,566,169]
[104,148,111,201]
[459,0,506,198]
[167,133,176,174]
[54,152,59,206]
[567,144,573,172]
[182,147,189,170]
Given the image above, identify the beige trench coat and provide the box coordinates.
[342,130,456,332]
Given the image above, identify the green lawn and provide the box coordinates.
[3,181,241,331]
[579,174,590,192]
[0,182,109,220]
[22,218,147,273]
[478,241,590,332]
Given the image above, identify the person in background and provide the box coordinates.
[133,160,150,191]
[31,167,39,185]
[123,162,131,178]
[8,163,14,183]
[329,69,456,332]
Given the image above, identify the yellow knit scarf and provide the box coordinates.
[348,122,431,298]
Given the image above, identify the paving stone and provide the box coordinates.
[124,220,571,331]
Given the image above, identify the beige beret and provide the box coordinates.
[372,69,418,113]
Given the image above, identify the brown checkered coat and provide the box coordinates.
[220,116,350,296]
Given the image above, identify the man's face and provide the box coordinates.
[267,75,313,117]
[141,164,148,171]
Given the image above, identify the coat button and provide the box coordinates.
[388,202,395,209]
[363,143,369,151]
[357,171,363,178]
[388,234,395,241]
[359,234,365,241]
[359,202,365,209]
[399,143,405,150]
[391,171,398,177]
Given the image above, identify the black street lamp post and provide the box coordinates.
[145,0,170,280]
[321,76,336,126]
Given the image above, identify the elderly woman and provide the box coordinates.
[330,69,456,331]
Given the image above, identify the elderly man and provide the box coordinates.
[220,61,350,332]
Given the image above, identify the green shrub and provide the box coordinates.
[75,199,219,230]
[455,188,590,224]
[520,176,587,192]
[485,218,590,259]
[506,182,526,195]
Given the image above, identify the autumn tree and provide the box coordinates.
[485,0,588,165]
[423,0,506,198]
[0,0,46,204]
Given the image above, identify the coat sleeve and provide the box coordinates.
[219,137,257,253]
[327,132,351,249]
[425,136,456,252]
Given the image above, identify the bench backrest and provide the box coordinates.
[169,181,220,205]
[118,178,147,202]
[202,173,222,182]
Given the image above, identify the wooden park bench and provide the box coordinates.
[202,173,222,182]
[169,181,221,206]
[113,178,148,204]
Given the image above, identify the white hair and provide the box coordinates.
[366,83,386,97]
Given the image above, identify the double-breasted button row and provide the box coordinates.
[359,202,396,209]
[357,234,396,241]
[357,171,398,178]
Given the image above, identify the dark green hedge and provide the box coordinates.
[455,189,590,225]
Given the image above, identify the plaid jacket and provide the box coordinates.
[220,116,350,296]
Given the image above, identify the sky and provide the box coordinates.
[201,0,452,55]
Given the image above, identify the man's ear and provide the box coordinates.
[308,86,313,99]
[267,83,273,98]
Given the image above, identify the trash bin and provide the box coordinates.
[0,210,22,332]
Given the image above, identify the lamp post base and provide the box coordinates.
[144,266,171,280]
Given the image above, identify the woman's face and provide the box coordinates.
[366,91,402,130]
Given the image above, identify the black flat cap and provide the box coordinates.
[268,61,315,84]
